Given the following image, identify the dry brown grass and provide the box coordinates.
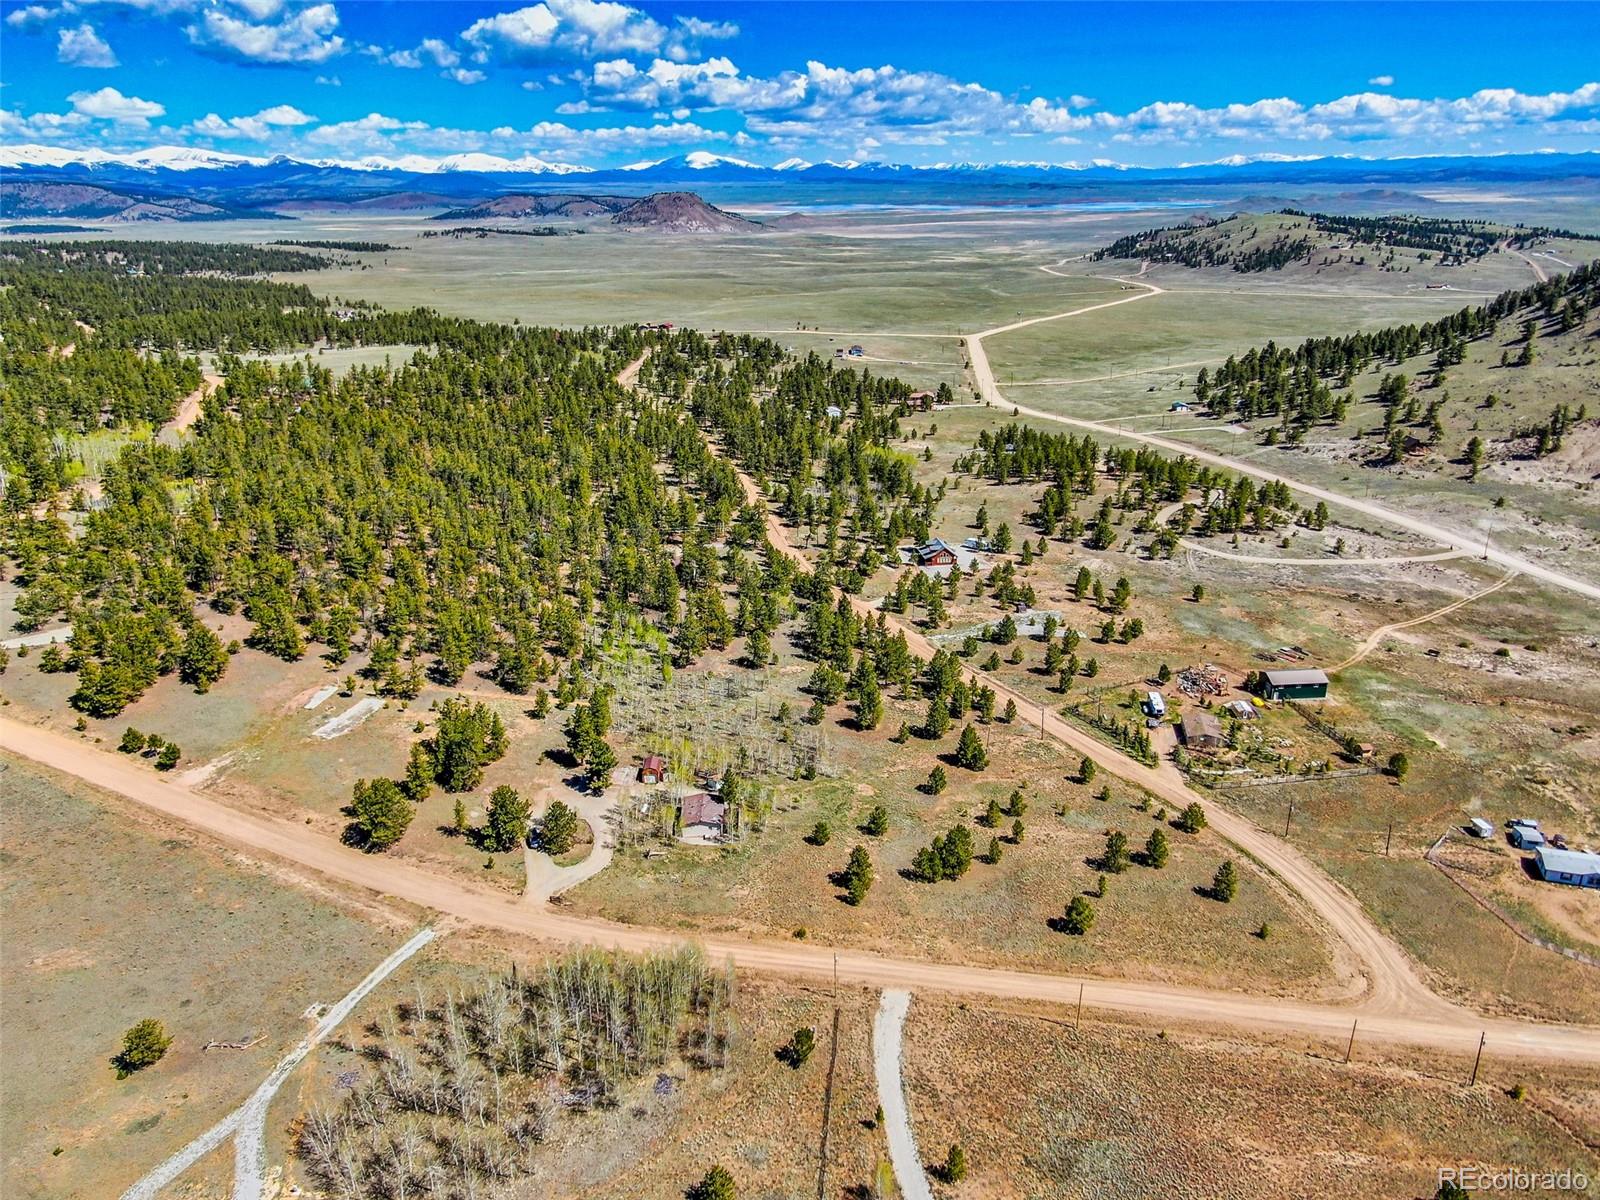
[900,994,1600,1200]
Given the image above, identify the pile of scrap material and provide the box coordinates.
[1178,663,1229,698]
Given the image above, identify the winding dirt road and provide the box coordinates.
[4,723,1598,1063]
[963,279,1600,604]
[1328,570,1520,673]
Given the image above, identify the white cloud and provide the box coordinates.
[58,22,118,67]
[1093,82,1600,144]
[1369,75,1395,87]
[187,1,345,64]
[304,111,432,151]
[0,107,91,139]
[462,0,668,64]
[6,5,57,29]
[188,103,316,140]
[418,36,460,67]
[68,85,165,124]
[663,14,737,62]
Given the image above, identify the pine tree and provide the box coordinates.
[955,723,988,770]
[842,846,874,905]
[540,797,579,855]
[115,1018,173,1077]
[1145,827,1170,869]
[854,671,883,730]
[352,777,412,849]
[1103,830,1130,873]
[403,742,434,802]
[687,1165,737,1200]
[177,622,228,693]
[1061,896,1095,935]
[1213,859,1239,902]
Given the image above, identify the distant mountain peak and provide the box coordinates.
[611,190,762,233]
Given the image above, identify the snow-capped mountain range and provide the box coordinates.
[7,144,1596,182]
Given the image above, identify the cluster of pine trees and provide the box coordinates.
[1095,210,1597,274]
[1195,260,1598,447]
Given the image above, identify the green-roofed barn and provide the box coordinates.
[1261,668,1329,702]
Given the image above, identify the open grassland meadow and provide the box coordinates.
[5,23,1600,1193]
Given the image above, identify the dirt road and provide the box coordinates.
[873,990,932,1200]
[1328,571,1520,673]
[965,306,1600,604]
[720,456,1436,1020]
[162,372,225,439]
[3,725,1597,1063]
[120,927,436,1200]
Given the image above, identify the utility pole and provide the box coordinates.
[1469,1031,1486,1086]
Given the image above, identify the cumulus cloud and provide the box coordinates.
[58,22,118,67]
[0,107,91,140]
[1091,82,1600,144]
[68,85,165,124]
[188,103,316,140]
[569,54,1600,156]
[663,14,737,62]
[6,4,58,29]
[462,0,670,64]
[187,1,345,64]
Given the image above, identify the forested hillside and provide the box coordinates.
[1093,210,1598,275]
[0,241,934,722]
[1192,261,1600,470]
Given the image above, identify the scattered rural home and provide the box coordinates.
[1533,846,1600,888]
[1512,825,1547,850]
[679,791,727,841]
[1260,667,1330,701]
[1180,710,1226,751]
[639,754,667,785]
[903,537,984,577]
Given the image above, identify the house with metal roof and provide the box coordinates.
[1180,710,1225,751]
[1533,846,1600,888]
[903,538,984,577]
[1260,668,1330,701]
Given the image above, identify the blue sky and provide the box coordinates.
[3,1,1599,167]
